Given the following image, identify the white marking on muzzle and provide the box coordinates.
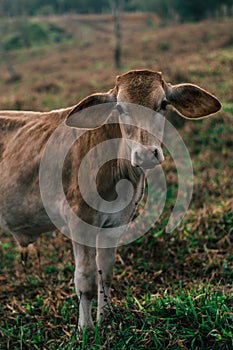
[131,145,164,169]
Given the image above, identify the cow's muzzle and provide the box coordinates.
[131,145,164,169]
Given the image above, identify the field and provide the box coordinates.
[0,13,233,349]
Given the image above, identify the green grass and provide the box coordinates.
[106,289,233,350]
[222,102,233,115]
[0,286,232,349]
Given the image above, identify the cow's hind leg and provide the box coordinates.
[20,246,28,266]
[72,242,97,329]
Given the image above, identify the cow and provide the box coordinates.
[0,69,221,329]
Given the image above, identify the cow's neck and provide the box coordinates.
[95,124,145,205]
[115,135,145,206]
[117,157,143,186]
[105,124,144,186]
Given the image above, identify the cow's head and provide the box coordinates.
[66,69,221,169]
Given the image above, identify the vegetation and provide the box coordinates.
[0,0,232,21]
[132,0,233,22]
[0,13,232,349]
[2,21,72,51]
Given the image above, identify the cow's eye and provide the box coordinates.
[160,100,168,110]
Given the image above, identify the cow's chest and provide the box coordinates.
[96,174,145,228]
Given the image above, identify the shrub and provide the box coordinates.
[3,20,71,51]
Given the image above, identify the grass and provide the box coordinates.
[105,289,233,350]
[0,200,232,349]
[1,285,232,349]
[0,13,233,350]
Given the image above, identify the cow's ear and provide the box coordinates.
[165,83,222,119]
[66,92,116,129]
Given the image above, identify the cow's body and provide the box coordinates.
[0,107,145,241]
[0,109,69,245]
[0,70,221,329]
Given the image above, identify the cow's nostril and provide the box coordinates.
[154,149,158,158]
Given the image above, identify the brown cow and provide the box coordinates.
[0,70,221,329]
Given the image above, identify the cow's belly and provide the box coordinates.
[0,205,55,246]
[0,185,55,246]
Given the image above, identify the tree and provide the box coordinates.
[0,0,21,82]
[124,0,233,22]
[173,0,232,22]
[109,0,125,68]
[173,0,210,21]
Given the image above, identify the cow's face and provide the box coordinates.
[115,102,164,169]
[115,70,166,169]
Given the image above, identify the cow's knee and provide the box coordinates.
[74,269,97,300]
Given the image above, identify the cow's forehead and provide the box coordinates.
[116,70,165,106]
[116,69,163,86]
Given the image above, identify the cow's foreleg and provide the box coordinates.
[96,245,116,323]
[72,242,97,329]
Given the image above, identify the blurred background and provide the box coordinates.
[0,0,232,110]
[0,1,232,349]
